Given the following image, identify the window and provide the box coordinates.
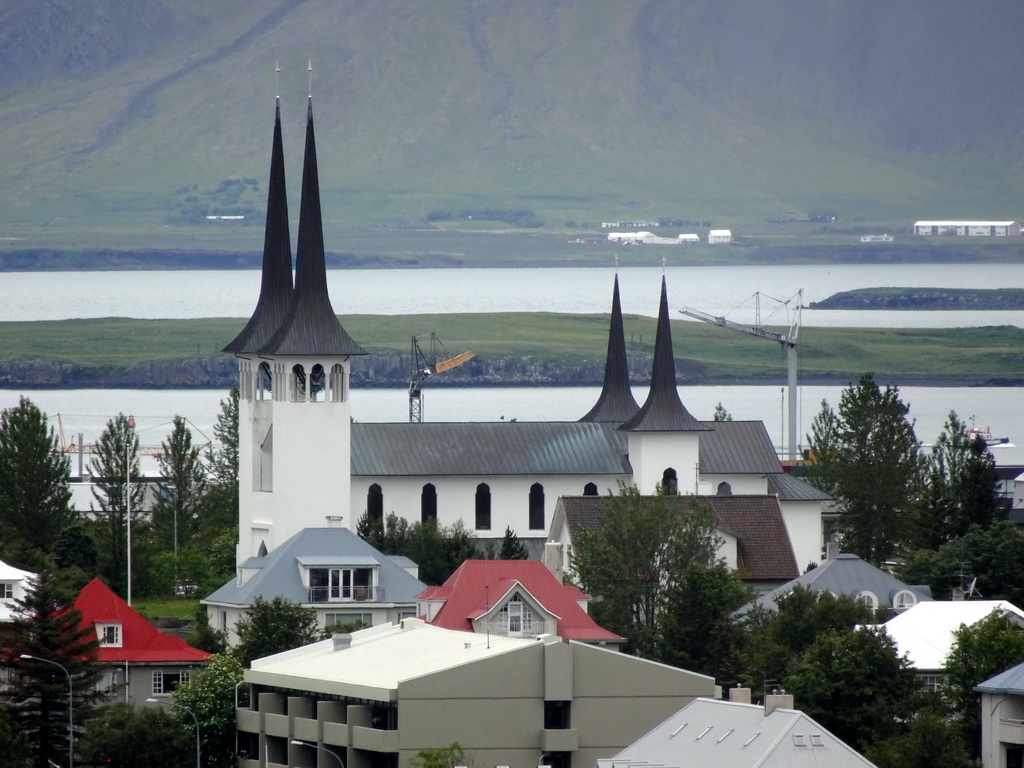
[583,482,598,496]
[308,567,374,602]
[257,362,272,399]
[96,623,122,647]
[856,590,878,612]
[919,673,942,693]
[475,483,491,530]
[0,583,13,599]
[152,670,189,695]
[499,596,533,636]
[310,364,325,401]
[291,364,306,401]
[325,612,373,630]
[661,468,678,495]
[717,481,732,495]
[421,483,437,523]
[893,589,917,611]
[529,483,545,530]
[367,484,383,522]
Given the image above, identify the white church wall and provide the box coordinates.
[698,473,769,496]
[627,432,701,495]
[778,498,825,571]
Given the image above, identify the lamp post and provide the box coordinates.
[148,698,200,768]
[125,414,135,606]
[291,739,345,768]
[20,654,73,768]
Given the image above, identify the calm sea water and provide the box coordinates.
[4,263,1024,327]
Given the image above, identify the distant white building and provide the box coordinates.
[708,229,733,244]
[913,220,1017,236]
[607,232,700,245]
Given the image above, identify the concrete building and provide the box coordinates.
[237,618,715,768]
[913,220,1017,236]
[975,661,1024,768]
[707,229,733,244]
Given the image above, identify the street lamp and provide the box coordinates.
[147,698,200,768]
[125,415,135,606]
[291,739,345,768]
[20,654,73,768]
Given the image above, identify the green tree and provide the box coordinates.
[234,596,320,667]
[866,709,974,768]
[172,652,245,768]
[807,374,924,565]
[712,402,733,421]
[152,415,208,591]
[89,413,147,597]
[187,603,228,654]
[658,562,751,683]
[495,526,528,559]
[77,702,193,768]
[358,511,411,554]
[0,397,76,570]
[404,519,479,585]
[915,411,1000,548]
[785,627,919,753]
[944,610,1024,756]
[0,571,103,768]
[571,483,721,658]
[0,704,31,766]
[898,521,1024,604]
[202,387,239,536]
[412,742,468,768]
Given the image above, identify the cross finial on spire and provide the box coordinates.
[614,253,619,273]
[275,62,281,99]
[308,59,313,98]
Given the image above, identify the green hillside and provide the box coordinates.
[0,0,1022,251]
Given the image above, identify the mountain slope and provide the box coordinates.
[0,0,1021,244]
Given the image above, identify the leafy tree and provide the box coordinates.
[914,411,1000,548]
[658,562,751,683]
[89,413,147,597]
[571,483,721,658]
[741,585,877,693]
[785,627,919,753]
[898,521,1024,605]
[202,387,239,536]
[0,571,103,768]
[712,402,733,421]
[152,415,207,589]
[866,709,974,768]
[405,519,480,585]
[187,603,228,654]
[806,374,924,565]
[495,526,528,559]
[944,610,1024,756]
[172,652,245,768]
[234,596,320,667]
[0,397,76,570]
[413,742,468,768]
[77,702,192,768]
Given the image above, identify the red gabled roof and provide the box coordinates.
[418,560,621,643]
[73,578,210,664]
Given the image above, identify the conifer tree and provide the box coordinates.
[0,571,102,768]
[152,415,207,582]
[202,386,239,535]
[496,526,529,560]
[0,397,76,570]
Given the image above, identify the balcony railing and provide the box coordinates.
[306,585,383,604]
[479,617,557,638]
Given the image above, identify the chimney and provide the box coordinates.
[729,686,752,704]
[332,633,352,651]
[543,542,563,581]
[952,587,965,602]
[825,540,839,560]
[325,515,344,528]
[764,692,794,716]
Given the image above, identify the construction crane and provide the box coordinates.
[409,333,475,423]
[679,290,802,461]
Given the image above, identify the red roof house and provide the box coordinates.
[417,560,622,647]
[74,578,209,704]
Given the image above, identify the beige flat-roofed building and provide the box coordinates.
[238,618,715,768]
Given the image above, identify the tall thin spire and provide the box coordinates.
[261,96,365,356]
[223,96,293,353]
[580,274,639,423]
[619,277,707,432]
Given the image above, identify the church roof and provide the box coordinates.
[418,559,621,643]
[203,527,425,608]
[352,421,631,476]
[766,471,833,501]
[699,420,782,474]
[260,99,365,357]
[74,578,210,664]
[619,277,707,433]
[556,494,798,582]
[223,99,293,354]
[579,274,640,424]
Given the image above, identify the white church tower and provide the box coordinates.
[225,94,366,566]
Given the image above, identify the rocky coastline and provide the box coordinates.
[809,287,1024,310]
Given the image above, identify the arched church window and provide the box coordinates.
[310,364,325,402]
[421,483,437,523]
[717,481,732,495]
[367,484,383,523]
[661,468,678,495]
[529,483,545,530]
[475,483,491,531]
[257,362,272,400]
[583,482,598,496]
[292,364,306,402]
[330,364,346,403]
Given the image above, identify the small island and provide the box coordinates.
[809,287,1024,310]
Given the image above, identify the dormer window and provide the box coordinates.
[892,589,918,611]
[499,596,534,636]
[300,557,379,603]
[97,623,122,647]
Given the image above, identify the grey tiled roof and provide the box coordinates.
[352,421,631,476]
[203,527,425,607]
[558,494,798,582]
[698,421,782,474]
[766,472,833,501]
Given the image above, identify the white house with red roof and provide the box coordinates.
[74,578,210,705]
[417,559,622,648]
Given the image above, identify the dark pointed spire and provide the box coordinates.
[619,277,708,432]
[223,98,294,354]
[261,98,366,357]
[580,274,639,423]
